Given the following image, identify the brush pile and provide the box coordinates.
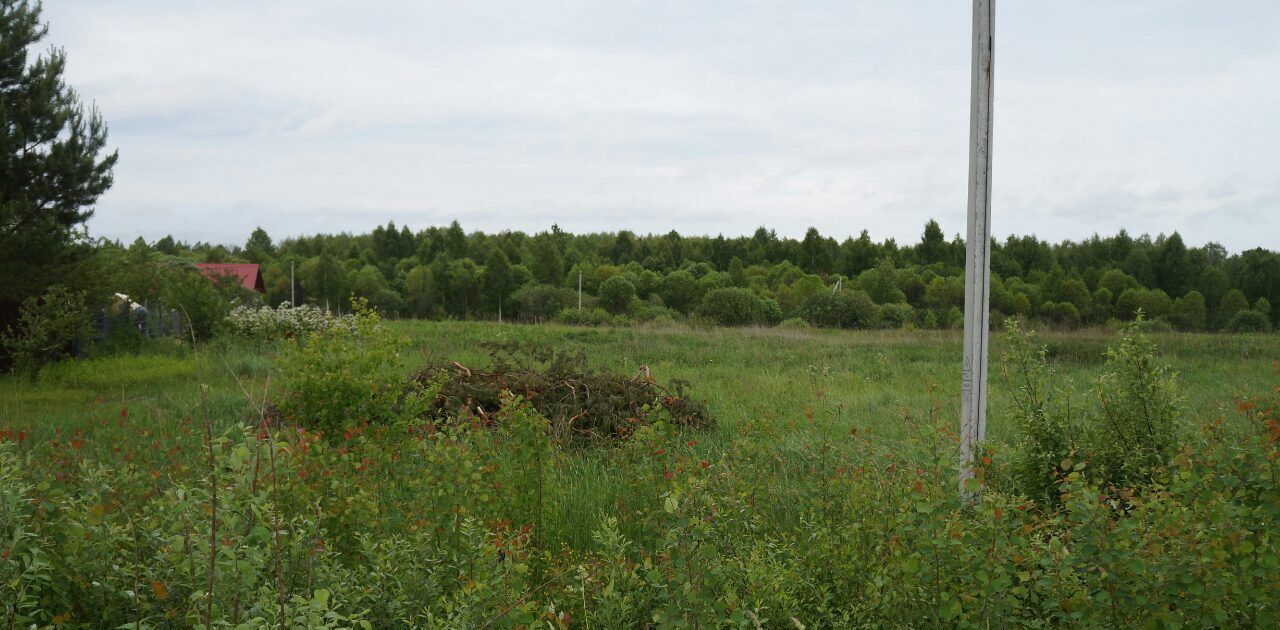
[410,341,711,442]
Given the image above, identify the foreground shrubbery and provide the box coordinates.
[2,323,1278,627]
[3,380,1276,627]
[1000,318,1182,502]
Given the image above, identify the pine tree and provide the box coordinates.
[1,0,117,333]
[244,227,275,263]
[918,220,946,265]
[529,233,563,285]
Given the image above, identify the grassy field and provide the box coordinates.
[2,322,1278,627]
[9,321,1273,441]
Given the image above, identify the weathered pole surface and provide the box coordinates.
[960,0,994,496]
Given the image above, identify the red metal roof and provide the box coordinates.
[194,263,265,292]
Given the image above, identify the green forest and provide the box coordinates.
[96,219,1279,333]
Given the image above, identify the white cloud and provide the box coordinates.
[37,0,1280,252]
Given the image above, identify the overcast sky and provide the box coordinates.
[41,1,1280,251]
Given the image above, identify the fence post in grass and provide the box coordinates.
[960,0,994,499]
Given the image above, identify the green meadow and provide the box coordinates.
[2,322,1279,627]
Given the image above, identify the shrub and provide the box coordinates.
[924,276,964,313]
[659,270,702,313]
[274,300,415,436]
[1130,317,1173,333]
[223,302,355,340]
[1115,287,1171,320]
[597,275,636,314]
[877,302,916,329]
[1169,290,1207,331]
[778,317,811,330]
[1039,301,1081,328]
[697,288,777,327]
[631,303,681,324]
[554,307,617,327]
[1227,309,1272,333]
[761,298,783,325]
[1000,319,1077,503]
[1215,289,1250,329]
[799,290,877,329]
[511,283,574,320]
[921,309,940,329]
[1002,318,1182,499]
[1255,296,1272,321]
[163,268,240,340]
[854,259,906,304]
[1089,319,1181,486]
[1,285,91,376]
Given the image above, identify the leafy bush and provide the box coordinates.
[1,284,91,376]
[1169,290,1207,331]
[1115,287,1172,320]
[877,302,916,329]
[1089,320,1182,487]
[778,317,811,330]
[596,275,636,314]
[1000,320,1077,503]
[631,303,681,324]
[854,258,907,304]
[1038,300,1081,328]
[1130,316,1173,333]
[1215,288,1250,329]
[799,289,878,329]
[1002,319,1182,499]
[660,270,702,313]
[223,302,355,340]
[1227,309,1272,333]
[554,307,617,327]
[163,268,242,340]
[697,287,779,327]
[1255,296,1272,322]
[511,283,575,320]
[274,300,416,436]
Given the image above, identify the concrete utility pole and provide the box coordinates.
[960,0,994,497]
[290,261,296,305]
[578,270,583,310]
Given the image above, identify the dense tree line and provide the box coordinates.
[105,219,1279,333]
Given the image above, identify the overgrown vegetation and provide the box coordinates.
[1000,316,1182,503]
[272,300,420,437]
[3,319,1278,627]
[0,285,91,376]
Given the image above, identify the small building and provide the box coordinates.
[194,263,265,293]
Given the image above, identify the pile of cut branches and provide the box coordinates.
[410,341,711,442]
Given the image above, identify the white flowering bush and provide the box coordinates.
[223,302,356,340]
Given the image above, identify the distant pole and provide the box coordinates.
[290,261,296,305]
[960,0,994,497]
[577,270,583,310]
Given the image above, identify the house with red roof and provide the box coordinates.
[194,263,265,293]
